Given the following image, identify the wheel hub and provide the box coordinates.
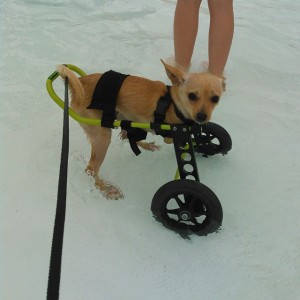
[180,211,191,221]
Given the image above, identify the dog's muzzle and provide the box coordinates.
[196,112,208,123]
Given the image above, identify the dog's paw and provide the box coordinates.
[163,137,173,144]
[137,141,161,152]
[94,178,124,200]
[103,185,124,200]
[118,130,127,140]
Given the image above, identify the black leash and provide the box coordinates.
[47,77,69,300]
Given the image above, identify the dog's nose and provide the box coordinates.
[196,112,207,122]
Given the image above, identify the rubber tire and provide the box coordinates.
[151,179,223,235]
[194,122,232,155]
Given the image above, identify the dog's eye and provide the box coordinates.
[211,95,220,103]
[188,92,197,101]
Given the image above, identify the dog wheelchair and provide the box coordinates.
[47,64,232,236]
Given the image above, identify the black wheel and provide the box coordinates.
[193,122,232,156]
[151,179,223,235]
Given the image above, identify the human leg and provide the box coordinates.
[207,0,234,77]
[173,0,202,70]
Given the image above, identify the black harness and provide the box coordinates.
[152,85,194,136]
[87,70,194,155]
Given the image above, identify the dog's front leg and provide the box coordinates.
[86,126,123,200]
[119,129,160,152]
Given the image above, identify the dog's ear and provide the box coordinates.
[161,59,185,85]
[220,76,226,92]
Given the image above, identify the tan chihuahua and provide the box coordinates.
[57,60,224,199]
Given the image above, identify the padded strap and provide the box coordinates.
[87,70,129,128]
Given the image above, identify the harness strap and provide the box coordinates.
[154,86,172,124]
[173,104,195,126]
[87,70,129,128]
[120,120,147,156]
[152,86,172,137]
[152,86,195,136]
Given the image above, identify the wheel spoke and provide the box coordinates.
[186,197,196,210]
[174,196,184,208]
[198,210,208,218]
[202,134,210,143]
[191,217,200,225]
[166,208,180,215]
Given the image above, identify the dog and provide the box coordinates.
[56,60,225,199]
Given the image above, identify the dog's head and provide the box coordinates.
[161,60,225,123]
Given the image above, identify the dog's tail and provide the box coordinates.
[56,64,84,107]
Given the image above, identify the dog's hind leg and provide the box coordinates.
[84,126,123,200]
